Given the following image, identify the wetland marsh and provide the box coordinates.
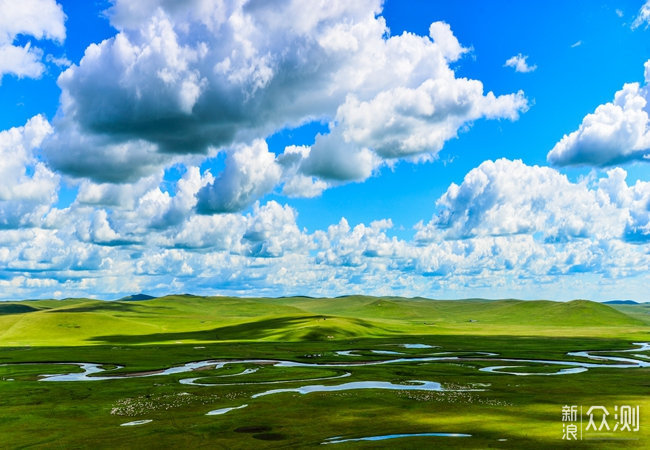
[1,295,649,448]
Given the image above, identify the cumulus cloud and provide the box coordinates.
[297,73,526,181]
[0,43,45,80]
[42,1,526,213]
[1,158,650,300]
[0,0,66,81]
[548,61,650,166]
[504,53,537,73]
[281,175,328,198]
[0,116,59,228]
[76,174,164,209]
[243,201,309,257]
[597,167,650,243]
[428,21,468,62]
[277,145,329,197]
[9,2,650,301]
[314,218,404,267]
[418,159,626,242]
[299,130,381,181]
[632,1,650,29]
[44,123,167,183]
[162,213,245,250]
[88,210,123,245]
[196,140,282,213]
[143,166,213,228]
[332,78,526,159]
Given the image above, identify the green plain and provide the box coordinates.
[0,295,649,448]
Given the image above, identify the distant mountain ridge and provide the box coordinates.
[118,293,156,301]
[603,300,639,305]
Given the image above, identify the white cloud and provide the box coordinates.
[145,166,213,228]
[0,116,59,228]
[88,210,122,245]
[196,140,282,213]
[598,167,650,243]
[0,43,45,80]
[277,145,329,198]
[296,72,526,181]
[428,21,468,62]
[300,156,650,292]
[0,0,66,81]
[0,0,65,42]
[1,159,650,300]
[76,174,164,209]
[548,61,650,166]
[504,53,537,73]
[419,159,625,241]
[632,1,650,29]
[243,201,309,257]
[281,174,329,198]
[314,218,403,267]
[161,213,246,251]
[300,129,382,181]
[45,53,71,68]
[571,40,582,48]
[44,122,167,183]
[42,1,526,211]
[332,78,526,159]
[8,3,650,302]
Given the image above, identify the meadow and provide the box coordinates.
[0,295,649,448]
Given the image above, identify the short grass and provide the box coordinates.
[0,296,648,448]
[1,296,647,346]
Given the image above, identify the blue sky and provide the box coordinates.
[1,0,650,301]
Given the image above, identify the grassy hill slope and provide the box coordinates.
[608,303,650,325]
[0,295,646,346]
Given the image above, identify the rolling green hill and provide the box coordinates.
[608,303,650,325]
[0,295,646,346]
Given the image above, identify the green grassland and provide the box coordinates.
[1,295,649,448]
[1,295,647,346]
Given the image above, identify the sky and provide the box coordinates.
[1,0,650,301]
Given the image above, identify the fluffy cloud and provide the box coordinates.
[314,218,403,267]
[161,213,245,250]
[299,130,381,181]
[44,123,167,183]
[196,140,282,213]
[281,174,329,198]
[428,21,468,62]
[1,158,650,300]
[5,2,650,302]
[0,43,45,80]
[504,54,537,73]
[0,0,66,81]
[416,158,650,253]
[417,159,635,242]
[87,210,126,245]
[43,1,526,213]
[267,145,329,198]
[331,78,526,159]
[598,167,650,243]
[141,166,213,228]
[242,201,309,257]
[548,60,650,166]
[0,116,59,228]
[76,174,164,209]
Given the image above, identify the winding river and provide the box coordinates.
[1,342,647,382]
